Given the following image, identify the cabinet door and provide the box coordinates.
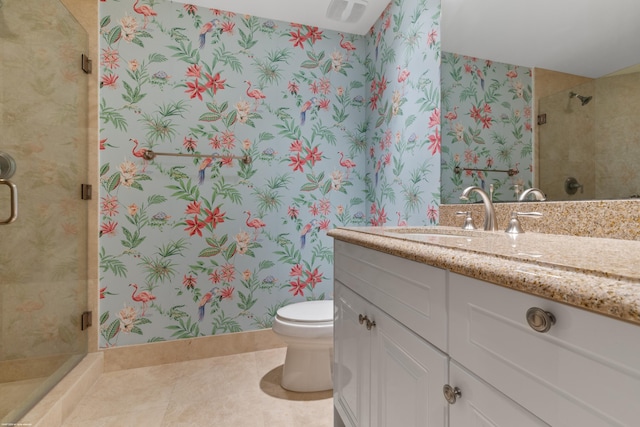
[449,362,548,427]
[334,281,372,427]
[371,306,448,427]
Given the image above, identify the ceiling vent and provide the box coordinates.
[326,0,368,23]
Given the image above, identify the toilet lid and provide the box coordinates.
[276,300,333,322]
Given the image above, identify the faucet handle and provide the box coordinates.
[456,211,476,230]
[505,211,542,234]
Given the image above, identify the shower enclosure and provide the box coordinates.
[0,0,89,422]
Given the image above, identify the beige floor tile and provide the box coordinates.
[62,348,333,426]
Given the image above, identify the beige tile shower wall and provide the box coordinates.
[595,72,640,199]
[60,0,100,353]
[440,200,640,241]
[534,68,594,199]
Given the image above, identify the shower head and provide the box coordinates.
[569,91,593,106]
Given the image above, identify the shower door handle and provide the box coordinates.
[0,179,18,224]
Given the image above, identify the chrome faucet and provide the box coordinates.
[460,186,498,231]
[518,188,547,201]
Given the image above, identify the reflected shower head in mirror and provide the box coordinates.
[569,91,593,106]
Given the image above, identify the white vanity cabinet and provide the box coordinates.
[334,241,448,427]
[449,272,640,427]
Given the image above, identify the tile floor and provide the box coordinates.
[61,347,334,427]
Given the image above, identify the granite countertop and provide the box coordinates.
[328,226,640,326]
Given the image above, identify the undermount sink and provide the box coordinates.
[384,227,484,241]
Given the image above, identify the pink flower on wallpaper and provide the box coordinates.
[288,81,299,95]
[185,79,206,100]
[209,135,221,149]
[101,47,119,69]
[305,268,323,288]
[101,195,119,217]
[100,221,118,236]
[288,206,299,219]
[205,72,226,94]
[318,219,330,230]
[183,136,197,151]
[480,115,492,129]
[222,130,235,149]
[319,198,331,215]
[289,153,306,172]
[290,264,303,277]
[305,26,323,43]
[183,275,197,289]
[209,270,221,284]
[305,146,322,165]
[427,29,437,46]
[221,21,235,34]
[428,108,440,128]
[183,4,198,15]
[101,73,119,89]
[185,215,206,236]
[289,278,305,296]
[185,201,201,215]
[309,203,319,216]
[186,64,201,78]
[470,105,482,122]
[428,128,441,155]
[221,264,235,282]
[204,206,225,228]
[219,286,234,300]
[426,204,438,223]
[317,98,330,110]
[289,140,303,152]
[289,28,307,49]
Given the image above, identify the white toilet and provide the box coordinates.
[272,300,334,392]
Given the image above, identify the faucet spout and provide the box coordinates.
[460,186,498,231]
[518,188,547,202]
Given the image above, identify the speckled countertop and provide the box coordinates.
[328,226,640,326]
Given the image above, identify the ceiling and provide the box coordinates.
[176,0,640,78]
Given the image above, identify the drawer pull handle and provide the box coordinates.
[443,384,462,404]
[358,314,376,330]
[526,307,556,333]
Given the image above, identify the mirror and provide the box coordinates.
[439,0,640,203]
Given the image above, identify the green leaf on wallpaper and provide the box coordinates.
[105,319,119,341]
[121,227,145,250]
[167,179,200,201]
[222,242,237,261]
[105,172,120,192]
[167,41,200,65]
[321,60,332,75]
[301,182,319,192]
[148,194,167,205]
[100,248,127,277]
[311,123,336,145]
[258,132,275,141]
[100,311,109,326]
[320,179,332,195]
[350,80,364,89]
[258,260,276,271]
[100,163,110,178]
[100,16,111,29]
[199,246,221,258]
[167,318,200,339]
[237,291,257,311]
[105,26,121,45]
[212,46,242,73]
[199,112,220,122]
[238,28,258,50]
[405,114,417,127]
[460,85,478,102]
[148,53,168,64]
[300,60,319,70]
[223,110,237,128]
[100,101,127,131]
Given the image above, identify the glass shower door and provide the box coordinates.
[0,0,89,422]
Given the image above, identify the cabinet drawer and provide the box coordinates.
[335,241,448,351]
[449,272,640,427]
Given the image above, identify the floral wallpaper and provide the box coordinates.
[99,0,440,347]
[364,0,441,226]
[440,52,533,203]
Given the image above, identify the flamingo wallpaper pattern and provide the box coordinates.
[99,0,440,347]
[440,52,533,203]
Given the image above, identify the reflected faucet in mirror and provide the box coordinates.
[518,188,547,202]
[460,186,497,231]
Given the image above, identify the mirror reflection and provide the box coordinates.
[441,53,640,203]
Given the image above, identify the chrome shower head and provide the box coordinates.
[569,91,593,106]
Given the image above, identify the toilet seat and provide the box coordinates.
[276,300,333,324]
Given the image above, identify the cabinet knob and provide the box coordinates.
[358,314,376,330]
[526,307,556,333]
[443,384,462,404]
[359,314,366,325]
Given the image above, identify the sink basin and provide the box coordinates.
[383,227,483,241]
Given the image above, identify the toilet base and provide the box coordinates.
[281,343,333,392]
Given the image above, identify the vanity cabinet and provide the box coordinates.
[449,272,640,426]
[333,239,640,427]
[334,241,448,427]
